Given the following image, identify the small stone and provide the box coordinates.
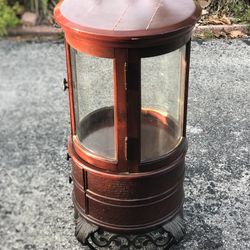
[202,9,209,15]
[208,186,215,194]
[199,0,210,9]
[210,181,215,188]
[21,12,38,26]
[24,244,37,250]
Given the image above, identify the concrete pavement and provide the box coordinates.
[0,38,249,250]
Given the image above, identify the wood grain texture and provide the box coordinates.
[59,0,199,33]
[68,138,186,232]
[55,0,201,50]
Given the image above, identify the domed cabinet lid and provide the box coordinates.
[54,0,201,50]
[55,0,201,45]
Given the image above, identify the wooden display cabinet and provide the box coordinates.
[54,0,201,248]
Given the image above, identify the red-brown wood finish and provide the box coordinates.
[114,49,128,172]
[183,40,192,137]
[55,0,200,45]
[68,138,186,233]
[55,0,201,233]
[64,42,76,135]
[126,50,141,172]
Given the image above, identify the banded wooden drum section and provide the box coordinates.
[55,0,201,233]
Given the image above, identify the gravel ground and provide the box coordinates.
[0,39,249,250]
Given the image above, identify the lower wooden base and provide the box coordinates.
[68,136,187,233]
[74,209,185,249]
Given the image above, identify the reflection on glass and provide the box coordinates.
[141,46,186,161]
[70,48,115,159]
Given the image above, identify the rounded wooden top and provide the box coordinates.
[55,0,201,40]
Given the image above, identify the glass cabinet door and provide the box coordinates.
[141,46,186,161]
[70,48,115,160]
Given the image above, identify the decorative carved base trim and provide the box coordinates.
[74,211,185,249]
[74,210,98,244]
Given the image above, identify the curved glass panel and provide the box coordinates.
[70,48,115,159]
[141,46,186,161]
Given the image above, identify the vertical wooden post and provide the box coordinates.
[114,49,128,172]
[126,50,141,172]
[65,41,76,136]
[183,40,191,137]
[114,49,141,172]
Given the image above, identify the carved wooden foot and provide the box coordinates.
[74,210,99,245]
[74,211,185,249]
[162,214,186,242]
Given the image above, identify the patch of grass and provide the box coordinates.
[230,1,250,23]
[203,30,214,39]
[247,24,250,31]
[0,0,20,36]
[194,30,215,40]
[205,0,250,23]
